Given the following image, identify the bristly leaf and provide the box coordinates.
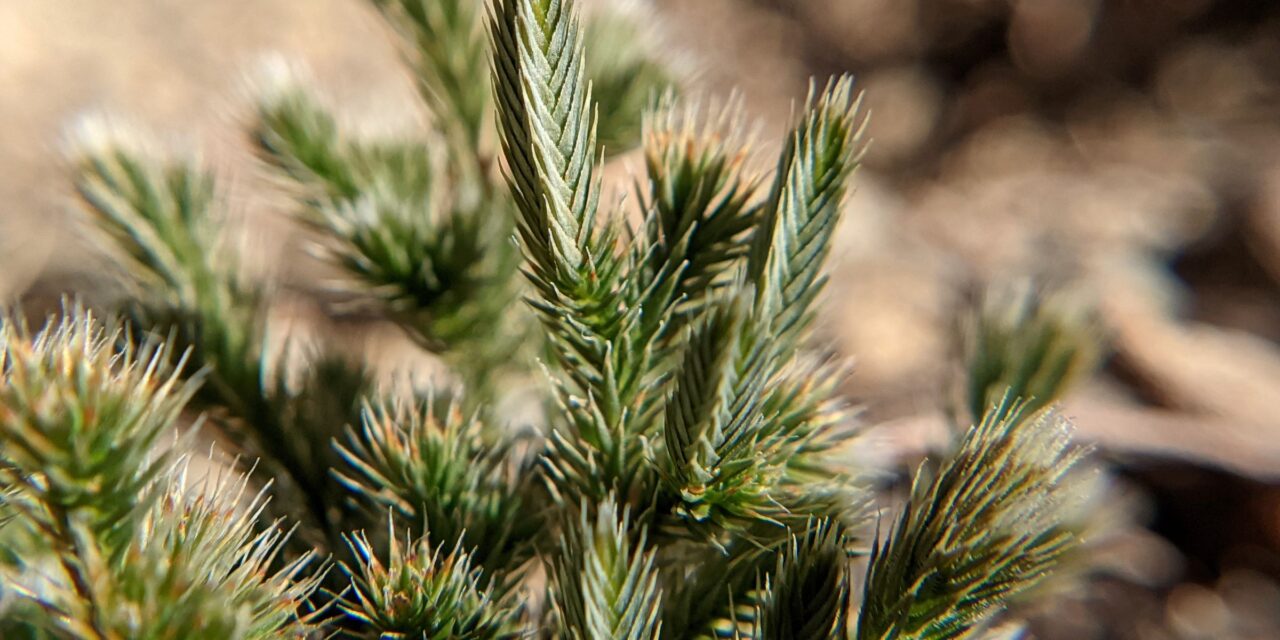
[641,96,760,324]
[339,514,520,639]
[960,281,1103,425]
[756,519,851,640]
[252,77,369,203]
[661,296,745,487]
[656,311,863,540]
[650,82,868,538]
[856,399,1091,640]
[0,305,199,557]
[72,127,231,310]
[334,396,536,577]
[490,0,663,505]
[72,130,265,414]
[320,2,539,403]
[748,77,866,355]
[0,309,318,639]
[759,356,859,485]
[490,0,599,282]
[552,497,662,640]
[658,294,779,531]
[94,464,323,640]
[71,129,264,452]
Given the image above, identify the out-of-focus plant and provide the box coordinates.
[957,281,1103,425]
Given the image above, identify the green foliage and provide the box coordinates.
[491,0,600,287]
[335,397,535,576]
[659,296,752,524]
[73,136,228,309]
[371,0,492,158]
[856,399,1089,640]
[95,466,323,640]
[74,130,375,551]
[658,293,786,533]
[583,8,674,155]
[252,79,524,407]
[748,78,865,354]
[254,0,672,409]
[492,0,663,506]
[339,515,520,639]
[756,519,851,640]
[960,282,1103,424]
[760,356,858,484]
[0,310,319,639]
[0,0,1101,637]
[652,79,866,540]
[641,97,760,325]
[551,497,662,640]
[0,308,197,556]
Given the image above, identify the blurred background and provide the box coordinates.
[2,0,1280,637]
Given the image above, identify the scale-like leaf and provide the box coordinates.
[552,497,662,640]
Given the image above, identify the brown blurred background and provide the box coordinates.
[3,0,1280,637]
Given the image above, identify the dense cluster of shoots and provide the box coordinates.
[0,0,1102,638]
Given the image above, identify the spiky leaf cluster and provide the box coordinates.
[640,97,759,322]
[335,397,535,575]
[253,0,673,409]
[551,498,662,640]
[755,518,851,640]
[92,467,322,640]
[0,308,197,554]
[339,515,519,639]
[486,1,904,635]
[492,0,661,506]
[857,399,1089,640]
[491,0,867,530]
[653,80,866,535]
[0,310,319,639]
[72,132,266,393]
[748,82,867,355]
